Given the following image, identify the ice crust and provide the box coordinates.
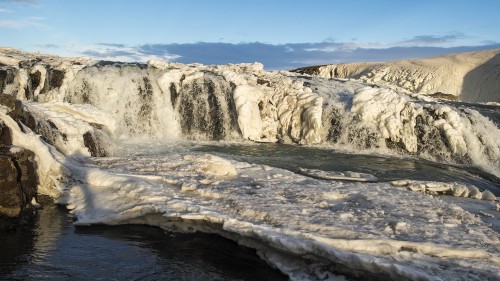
[391,180,498,201]
[297,167,378,182]
[1,48,500,280]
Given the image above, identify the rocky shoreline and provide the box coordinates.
[0,96,38,230]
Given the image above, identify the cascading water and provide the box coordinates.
[170,73,239,140]
[1,53,499,177]
[311,81,500,177]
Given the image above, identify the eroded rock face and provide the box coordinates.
[0,120,12,147]
[0,93,16,109]
[0,66,16,95]
[0,146,38,218]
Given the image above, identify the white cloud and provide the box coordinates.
[307,33,468,52]
[0,8,13,13]
[49,36,499,70]
[0,0,38,5]
[70,43,181,63]
[0,17,47,29]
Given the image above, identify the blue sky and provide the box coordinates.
[1,0,499,69]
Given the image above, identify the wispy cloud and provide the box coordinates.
[97,43,127,48]
[0,0,38,4]
[307,33,467,52]
[75,44,180,63]
[69,36,500,70]
[0,17,47,29]
[0,8,13,12]
[35,43,59,49]
[398,33,465,46]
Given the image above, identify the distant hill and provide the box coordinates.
[292,49,500,103]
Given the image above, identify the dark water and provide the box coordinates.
[194,143,500,196]
[0,198,287,281]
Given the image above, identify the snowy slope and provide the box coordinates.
[292,49,500,103]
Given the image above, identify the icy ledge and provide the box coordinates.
[63,154,500,281]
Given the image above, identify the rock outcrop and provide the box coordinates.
[0,118,37,226]
[0,118,38,230]
[1,93,109,157]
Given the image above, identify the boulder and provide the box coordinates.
[0,120,12,146]
[0,146,38,218]
[0,66,16,95]
[0,93,17,109]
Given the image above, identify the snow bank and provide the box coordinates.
[293,49,500,103]
[391,180,498,201]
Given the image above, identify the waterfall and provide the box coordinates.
[1,52,499,176]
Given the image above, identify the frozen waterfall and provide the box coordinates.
[1,51,498,176]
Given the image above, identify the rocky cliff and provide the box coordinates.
[0,117,38,228]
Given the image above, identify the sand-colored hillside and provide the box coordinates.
[293,49,500,103]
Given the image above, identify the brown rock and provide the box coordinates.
[0,146,38,218]
[0,155,21,216]
[0,67,16,95]
[0,120,12,147]
[0,93,16,109]
[47,68,65,89]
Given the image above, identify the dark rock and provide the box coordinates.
[30,70,42,90]
[47,68,65,89]
[257,78,271,86]
[6,99,33,131]
[0,93,16,109]
[83,131,107,157]
[430,92,459,101]
[94,60,148,69]
[18,59,41,69]
[0,146,38,218]
[290,65,327,75]
[0,67,16,95]
[0,120,12,147]
[0,155,19,216]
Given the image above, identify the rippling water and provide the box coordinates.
[195,143,499,195]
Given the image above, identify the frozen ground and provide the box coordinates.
[293,49,500,103]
